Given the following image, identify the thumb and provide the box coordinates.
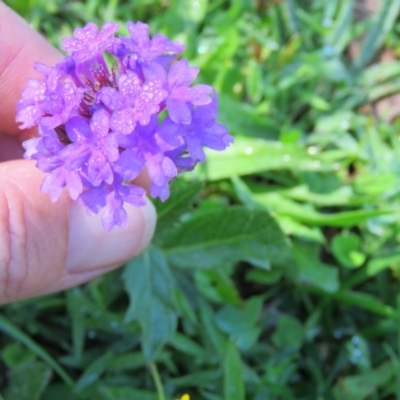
[0,160,156,304]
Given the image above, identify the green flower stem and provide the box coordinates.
[150,361,166,400]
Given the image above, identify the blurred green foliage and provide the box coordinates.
[3,0,400,399]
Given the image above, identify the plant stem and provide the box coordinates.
[150,361,166,400]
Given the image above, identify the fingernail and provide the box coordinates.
[66,199,156,272]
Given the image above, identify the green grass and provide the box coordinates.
[3,0,400,399]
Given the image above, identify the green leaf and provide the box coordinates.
[293,243,339,293]
[231,176,257,208]
[246,60,263,103]
[217,95,279,139]
[331,291,396,319]
[1,342,35,369]
[277,216,325,243]
[199,298,227,358]
[176,0,208,24]
[170,333,207,359]
[272,314,304,350]
[0,315,73,386]
[325,0,353,54]
[353,173,399,196]
[332,232,366,268]
[41,384,78,400]
[172,285,198,324]
[123,246,178,360]
[362,61,400,86]
[105,352,146,372]
[254,192,389,227]
[195,270,242,306]
[4,0,34,17]
[365,79,400,104]
[99,386,164,400]
[66,288,85,365]
[282,185,358,207]
[154,178,202,242]
[354,0,400,69]
[333,362,393,400]
[216,297,263,350]
[75,352,112,391]
[224,341,245,400]
[198,137,333,181]
[163,206,291,269]
[366,251,400,277]
[3,361,52,400]
[170,369,221,388]
[246,268,283,285]
[105,351,172,373]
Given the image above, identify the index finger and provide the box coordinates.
[0,2,60,136]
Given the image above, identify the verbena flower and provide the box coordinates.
[17,21,233,230]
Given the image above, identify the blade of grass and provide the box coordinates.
[0,314,74,387]
[354,0,400,69]
[325,0,353,54]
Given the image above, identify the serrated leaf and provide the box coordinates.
[123,246,178,360]
[163,206,291,269]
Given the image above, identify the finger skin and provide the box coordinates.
[0,160,156,304]
[0,2,61,137]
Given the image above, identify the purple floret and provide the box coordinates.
[166,59,212,124]
[114,116,178,201]
[17,21,233,231]
[65,111,119,186]
[62,22,120,62]
[122,22,185,71]
[80,175,146,231]
[16,65,83,130]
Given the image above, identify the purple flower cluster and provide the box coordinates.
[17,22,233,230]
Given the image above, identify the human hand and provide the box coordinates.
[0,2,156,304]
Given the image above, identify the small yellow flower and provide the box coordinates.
[180,395,190,400]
